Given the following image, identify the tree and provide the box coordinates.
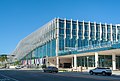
[14,60,21,65]
[0,54,8,66]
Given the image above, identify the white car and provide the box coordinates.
[15,66,21,69]
[89,67,112,76]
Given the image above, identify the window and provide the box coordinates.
[107,25,111,33]
[72,30,76,35]
[59,36,64,50]
[59,29,64,34]
[59,22,64,29]
[98,55,112,67]
[79,22,83,30]
[77,56,95,67]
[73,23,76,30]
[66,23,71,29]
[66,29,70,34]
[96,24,100,32]
[65,36,71,47]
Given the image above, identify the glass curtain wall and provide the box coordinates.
[117,26,120,42]
[77,56,95,67]
[77,55,112,68]
[58,19,120,56]
[98,55,112,67]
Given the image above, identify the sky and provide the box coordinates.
[0,0,120,55]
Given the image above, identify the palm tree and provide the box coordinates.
[0,54,8,67]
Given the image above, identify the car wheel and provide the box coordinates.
[90,71,94,75]
[102,72,106,76]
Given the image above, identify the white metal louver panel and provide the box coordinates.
[51,23,53,40]
[56,18,59,38]
[82,20,85,39]
[64,18,66,39]
[76,20,79,39]
[110,24,113,42]
[94,22,96,40]
[70,19,73,39]
[100,22,102,40]
[54,19,57,39]
[105,23,107,41]
[116,25,118,42]
[49,24,52,41]
[48,25,50,42]
[88,21,91,40]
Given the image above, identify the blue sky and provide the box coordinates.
[0,0,120,54]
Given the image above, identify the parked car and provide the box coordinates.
[15,66,21,69]
[43,66,58,73]
[89,67,112,76]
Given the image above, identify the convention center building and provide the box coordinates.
[11,18,120,70]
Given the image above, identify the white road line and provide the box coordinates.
[0,74,19,81]
[0,78,10,81]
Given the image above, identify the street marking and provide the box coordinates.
[0,78,10,81]
[0,74,19,81]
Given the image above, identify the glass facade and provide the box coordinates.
[77,56,95,67]
[23,39,56,61]
[98,55,112,67]
[77,55,112,68]
[58,19,120,56]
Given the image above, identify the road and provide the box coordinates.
[0,70,120,81]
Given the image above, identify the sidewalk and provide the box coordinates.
[60,68,120,76]
[112,71,120,75]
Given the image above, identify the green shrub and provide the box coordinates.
[41,64,46,68]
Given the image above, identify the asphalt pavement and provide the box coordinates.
[0,70,120,81]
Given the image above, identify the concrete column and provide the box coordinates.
[74,55,77,69]
[72,57,73,68]
[112,54,116,70]
[56,18,59,56]
[56,18,59,68]
[46,56,49,67]
[95,52,98,67]
[56,57,59,68]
